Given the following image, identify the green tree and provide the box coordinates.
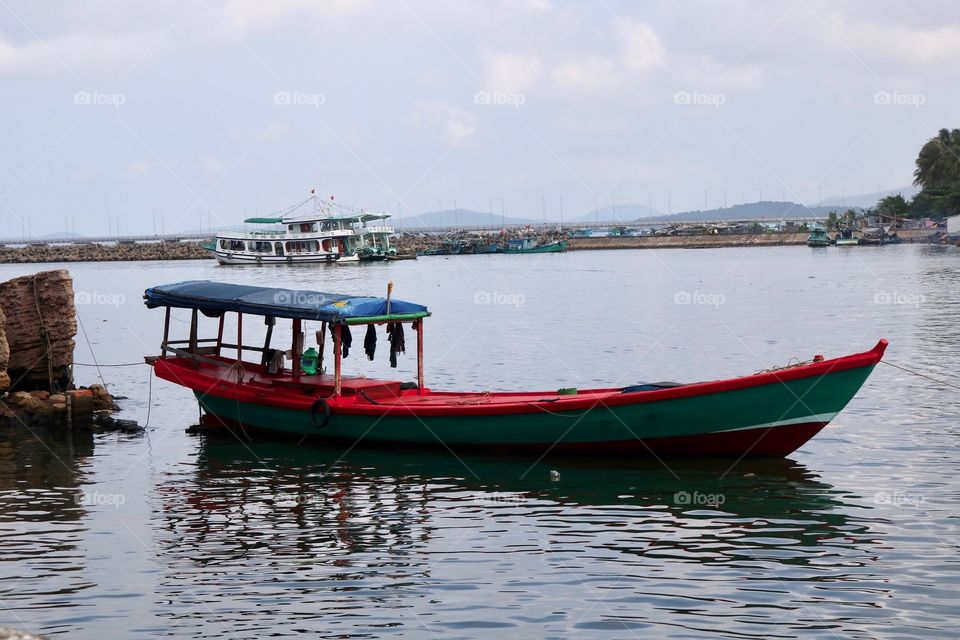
[914,128,960,190]
[878,193,911,218]
[826,211,839,231]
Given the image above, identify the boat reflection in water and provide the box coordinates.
[152,431,892,636]
[0,425,97,629]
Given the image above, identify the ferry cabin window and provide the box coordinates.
[299,223,317,233]
[246,241,272,253]
[227,240,245,251]
[288,225,295,232]
[285,241,318,253]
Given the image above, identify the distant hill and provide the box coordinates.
[396,208,538,228]
[820,186,918,209]
[572,204,660,222]
[638,201,819,223]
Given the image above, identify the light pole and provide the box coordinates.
[648,193,652,217]
[543,195,546,227]
[704,190,707,211]
[489,198,493,228]
[818,186,822,209]
[558,195,563,230]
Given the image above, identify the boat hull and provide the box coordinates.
[505,240,568,254]
[156,340,886,457]
[210,250,340,265]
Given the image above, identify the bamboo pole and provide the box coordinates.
[416,319,424,391]
[334,324,342,396]
[292,318,301,378]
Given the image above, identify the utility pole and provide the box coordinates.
[704,190,707,211]
[489,198,493,228]
[595,195,599,224]
[648,193,652,217]
[559,195,563,230]
[500,197,505,229]
[542,195,546,227]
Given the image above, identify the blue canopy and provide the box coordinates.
[144,280,429,324]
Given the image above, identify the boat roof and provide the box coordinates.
[144,280,429,324]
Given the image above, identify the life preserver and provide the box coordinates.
[310,398,331,428]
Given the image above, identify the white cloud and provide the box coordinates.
[128,160,158,174]
[615,19,665,71]
[419,102,476,145]
[481,50,542,95]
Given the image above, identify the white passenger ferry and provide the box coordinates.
[207,195,396,265]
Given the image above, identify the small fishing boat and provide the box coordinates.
[835,228,860,246]
[806,226,831,247]
[144,281,886,457]
[504,238,568,254]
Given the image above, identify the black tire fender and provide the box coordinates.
[310,398,331,429]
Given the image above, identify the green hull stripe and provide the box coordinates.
[196,364,874,445]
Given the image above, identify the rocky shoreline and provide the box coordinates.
[0,228,946,264]
[0,269,121,428]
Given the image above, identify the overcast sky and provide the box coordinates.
[2,0,957,236]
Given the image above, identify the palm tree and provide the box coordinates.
[914,128,960,188]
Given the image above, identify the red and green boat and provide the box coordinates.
[144,281,886,457]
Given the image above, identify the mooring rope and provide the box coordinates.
[74,362,145,367]
[881,360,960,392]
[75,313,107,388]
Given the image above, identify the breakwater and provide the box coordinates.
[0,228,943,264]
[0,241,209,263]
[569,228,938,250]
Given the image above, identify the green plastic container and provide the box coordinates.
[301,347,319,375]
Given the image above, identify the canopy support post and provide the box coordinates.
[262,316,275,366]
[216,314,225,356]
[417,319,424,391]
[161,307,171,353]
[292,318,301,379]
[236,312,243,365]
[189,309,198,354]
[334,324,342,396]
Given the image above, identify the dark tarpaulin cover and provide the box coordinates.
[143,280,428,323]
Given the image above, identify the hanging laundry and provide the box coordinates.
[386,322,406,368]
[364,324,377,361]
[329,323,353,358]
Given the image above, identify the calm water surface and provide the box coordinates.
[1,245,958,638]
